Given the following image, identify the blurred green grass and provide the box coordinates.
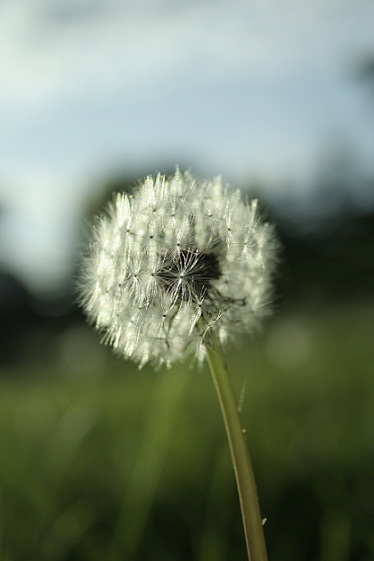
[0,300,373,561]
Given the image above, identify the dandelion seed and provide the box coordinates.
[79,169,278,368]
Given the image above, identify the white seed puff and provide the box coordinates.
[79,170,278,368]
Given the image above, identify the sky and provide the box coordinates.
[1,0,374,294]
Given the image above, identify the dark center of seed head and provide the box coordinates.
[156,249,221,300]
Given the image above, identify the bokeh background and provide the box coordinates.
[1,1,374,560]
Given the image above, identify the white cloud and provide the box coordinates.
[1,0,374,292]
[1,0,374,111]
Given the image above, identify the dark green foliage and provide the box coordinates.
[0,300,373,561]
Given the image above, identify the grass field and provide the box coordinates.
[0,299,373,561]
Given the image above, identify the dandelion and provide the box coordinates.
[79,169,279,561]
[79,169,278,369]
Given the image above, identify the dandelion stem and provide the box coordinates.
[205,344,268,561]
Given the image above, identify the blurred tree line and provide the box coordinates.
[0,155,373,367]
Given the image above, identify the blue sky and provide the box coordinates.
[1,0,374,294]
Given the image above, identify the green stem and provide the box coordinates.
[205,345,268,561]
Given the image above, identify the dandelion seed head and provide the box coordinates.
[79,170,279,368]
